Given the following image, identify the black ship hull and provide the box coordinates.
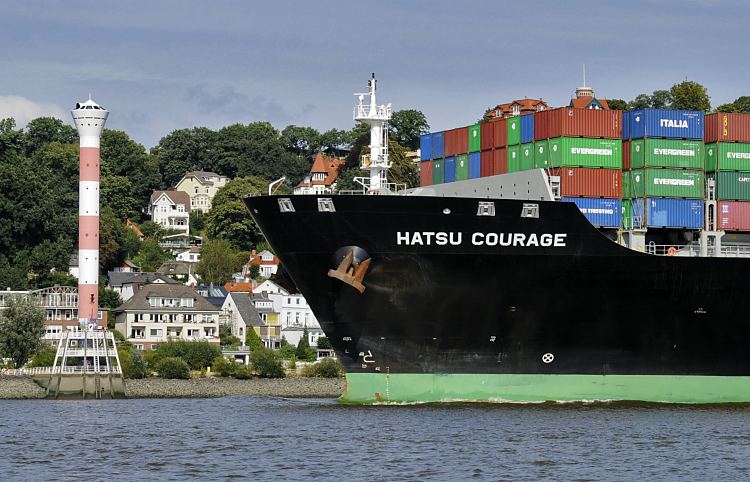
[245,194,750,403]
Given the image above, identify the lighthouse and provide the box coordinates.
[71,97,108,325]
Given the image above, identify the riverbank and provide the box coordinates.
[125,376,346,398]
[0,375,346,400]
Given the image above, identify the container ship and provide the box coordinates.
[245,76,750,404]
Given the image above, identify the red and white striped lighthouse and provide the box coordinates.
[71,97,108,325]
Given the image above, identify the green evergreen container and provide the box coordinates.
[631,139,704,169]
[468,124,481,153]
[630,169,704,198]
[622,199,632,229]
[456,154,469,181]
[431,158,443,184]
[508,146,521,172]
[712,171,750,201]
[622,170,632,199]
[705,143,750,172]
[534,140,550,168]
[520,143,534,170]
[507,116,521,146]
[548,137,622,169]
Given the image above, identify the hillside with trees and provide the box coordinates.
[0,110,426,290]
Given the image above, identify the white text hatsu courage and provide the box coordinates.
[396,232,568,247]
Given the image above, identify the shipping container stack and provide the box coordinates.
[533,107,623,228]
[621,109,705,230]
[701,113,750,232]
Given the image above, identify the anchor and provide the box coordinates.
[327,250,371,293]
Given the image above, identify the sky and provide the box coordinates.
[1,0,748,148]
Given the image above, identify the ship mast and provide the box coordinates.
[353,73,392,194]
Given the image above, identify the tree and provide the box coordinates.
[0,296,45,368]
[249,264,260,280]
[138,221,164,240]
[245,327,263,352]
[151,340,222,370]
[715,103,738,113]
[670,80,710,111]
[606,99,628,111]
[24,117,77,156]
[195,238,244,285]
[132,238,170,272]
[219,324,241,346]
[319,128,350,151]
[280,125,320,157]
[650,90,673,109]
[189,210,206,234]
[30,345,57,367]
[333,168,368,193]
[316,336,331,349]
[101,130,162,211]
[205,176,268,250]
[389,109,429,150]
[250,347,285,378]
[100,175,142,221]
[733,97,750,113]
[99,207,134,273]
[153,127,217,188]
[99,286,123,309]
[296,327,315,361]
[628,94,652,110]
[386,140,419,189]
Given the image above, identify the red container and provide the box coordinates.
[419,161,432,186]
[549,167,621,198]
[492,118,508,148]
[534,107,622,140]
[480,150,493,177]
[444,126,469,157]
[705,113,750,143]
[718,201,750,231]
[480,122,494,151]
[492,148,508,175]
[622,140,631,171]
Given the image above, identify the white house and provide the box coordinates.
[107,272,178,302]
[293,152,346,195]
[176,246,201,263]
[114,283,220,350]
[149,190,191,234]
[241,250,280,279]
[281,325,325,348]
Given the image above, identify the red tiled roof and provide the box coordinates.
[224,281,256,293]
[487,99,550,118]
[299,152,346,187]
[569,97,610,110]
[125,219,144,238]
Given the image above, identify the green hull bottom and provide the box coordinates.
[341,373,750,404]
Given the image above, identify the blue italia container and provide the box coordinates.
[629,108,704,140]
[444,156,456,183]
[420,134,432,161]
[431,132,445,159]
[622,111,630,140]
[469,152,481,179]
[563,197,622,228]
[521,114,535,144]
[631,198,704,229]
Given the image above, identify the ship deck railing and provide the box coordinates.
[646,243,750,258]
[1,366,122,377]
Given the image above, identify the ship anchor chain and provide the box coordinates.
[327,247,371,294]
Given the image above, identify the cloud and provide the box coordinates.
[0,95,68,127]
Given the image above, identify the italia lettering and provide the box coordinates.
[571,148,612,156]
[654,148,694,157]
[399,232,567,247]
[660,119,689,128]
[728,152,750,159]
[654,178,694,186]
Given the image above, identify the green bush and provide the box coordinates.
[316,336,332,349]
[234,365,254,379]
[250,347,285,378]
[30,345,57,367]
[213,356,239,377]
[118,346,148,379]
[279,344,297,359]
[301,357,343,378]
[157,357,190,379]
[150,341,222,370]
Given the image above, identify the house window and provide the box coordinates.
[205,187,210,194]
[150,329,163,337]
[195,186,199,194]
[177,205,184,212]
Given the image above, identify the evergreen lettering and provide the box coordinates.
[571,147,613,156]
[728,152,750,159]
[654,148,695,156]
[653,178,694,186]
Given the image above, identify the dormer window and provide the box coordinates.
[512,105,520,115]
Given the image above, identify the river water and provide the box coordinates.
[1,397,749,481]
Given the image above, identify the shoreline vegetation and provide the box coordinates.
[0,375,346,400]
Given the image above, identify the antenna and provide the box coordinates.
[583,64,587,87]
